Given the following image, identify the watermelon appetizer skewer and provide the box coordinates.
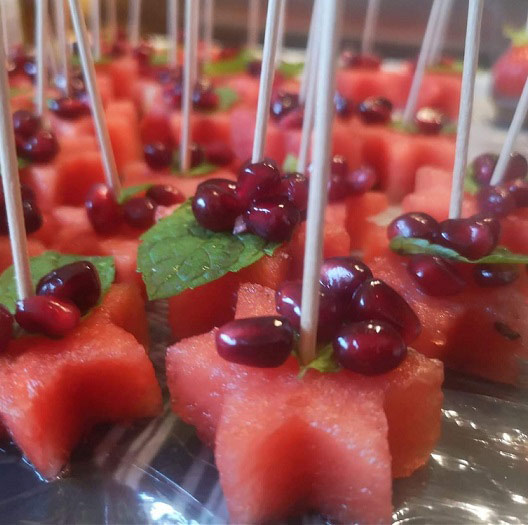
[0,9,161,477]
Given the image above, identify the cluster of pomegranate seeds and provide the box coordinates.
[0,183,43,235]
[48,96,90,120]
[327,155,377,202]
[7,49,35,80]
[86,182,183,233]
[388,211,521,295]
[216,316,294,368]
[216,255,416,374]
[37,261,101,314]
[470,152,528,218]
[0,260,104,343]
[414,107,446,135]
[358,96,393,124]
[191,160,307,242]
[341,50,382,70]
[163,79,219,111]
[13,110,59,164]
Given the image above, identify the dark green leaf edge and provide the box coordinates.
[390,236,528,264]
[118,183,155,204]
[297,343,341,379]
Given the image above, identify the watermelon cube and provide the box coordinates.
[166,283,443,523]
[0,283,161,478]
[367,248,528,383]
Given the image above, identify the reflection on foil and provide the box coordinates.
[0,300,527,524]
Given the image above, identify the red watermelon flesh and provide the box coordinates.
[229,107,285,163]
[166,283,443,523]
[167,220,350,340]
[222,74,260,106]
[345,191,389,250]
[401,166,477,221]
[367,248,528,383]
[492,45,528,98]
[108,56,139,99]
[140,113,174,145]
[169,111,233,146]
[0,283,161,479]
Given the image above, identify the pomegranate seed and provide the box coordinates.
[504,152,528,181]
[192,178,241,232]
[473,264,519,287]
[506,178,528,207]
[276,280,344,342]
[0,305,14,352]
[471,214,501,245]
[358,96,392,125]
[245,197,300,242]
[36,261,101,314]
[22,129,59,163]
[349,278,421,344]
[415,107,445,135]
[246,59,262,77]
[23,58,37,80]
[22,200,43,234]
[146,184,184,206]
[237,160,282,206]
[218,47,240,60]
[156,65,183,85]
[85,183,123,235]
[407,255,466,296]
[334,321,407,375]
[15,296,81,337]
[330,155,348,177]
[193,80,219,111]
[280,172,309,212]
[476,185,516,218]
[190,143,206,168]
[144,142,173,170]
[21,184,36,203]
[133,42,154,64]
[437,218,497,260]
[123,197,156,229]
[277,106,304,129]
[204,141,234,166]
[471,153,497,186]
[387,212,440,242]
[341,50,381,69]
[163,81,183,109]
[13,109,41,138]
[334,92,354,118]
[320,256,372,304]
[328,171,350,202]
[347,165,377,194]
[216,316,294,368]
[270,91,299,121]
[48,96,90,120]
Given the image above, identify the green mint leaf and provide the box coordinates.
[118,183,155,204]
[390,118,418,134]
[503,26,528,47]
[440,122,457,135]
[464,164,480,195]
[298,344,341,379]
[188,162,218,176]
[278,61,304,78]
[390,236,528,264]
[204,48,254,76]
[17,157,29,170]
[137,201,280,300]
[71,54,112,67]
[150,51,169,66]
[216,86,239,111]
[426,60,464,74]
[282,153,299,173]
[0,252,115,314]
[9,86,32,98]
